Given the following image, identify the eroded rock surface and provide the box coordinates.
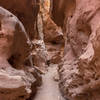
[0,0,40,40]
[44,17,64,64]
[0,0,49,73]
[32,39,48,71]
[40,0,64,64]
[0,7,41,100]
[52,0,100,100]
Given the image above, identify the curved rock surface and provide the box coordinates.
[0,0,40,40]
[0,7,41,100]
[52,0,100,100]
[0,0,49,73]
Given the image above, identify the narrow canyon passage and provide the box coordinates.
[33,64,65,100]
[0,0,100,100]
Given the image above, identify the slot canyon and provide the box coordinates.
[0,0,100,100]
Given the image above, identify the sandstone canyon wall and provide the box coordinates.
[0,0,64,99]
[0,1,42,100]
[1,0,100,100]
[40,0,64,64]
[0,0,50,72]
[0,0,40,40]
[51,0,100,100]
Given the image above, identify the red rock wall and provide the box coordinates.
[51,0,100,100]
[0,1,42,100]
[0,6,42,100]
[51,0,76,27]
[0,0,40,40]
[0,0,49,71]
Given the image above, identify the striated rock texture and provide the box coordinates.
[0,7,41,100]
[52,0,100,100]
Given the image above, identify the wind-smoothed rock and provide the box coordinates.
[52,0,100,100]
[0,7,41,100]
[0,0,48,72]
[0,0,40,40]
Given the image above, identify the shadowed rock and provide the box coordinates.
[0,7,40,100]
[0,0,40,40]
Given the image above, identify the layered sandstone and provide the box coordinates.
[52,0,100,100]
[0,7,42,100]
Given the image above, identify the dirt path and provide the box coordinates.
[34,64,65,100]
